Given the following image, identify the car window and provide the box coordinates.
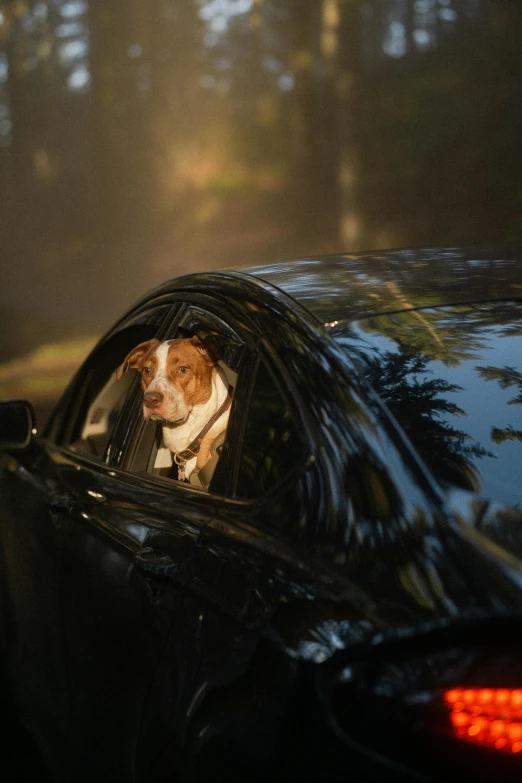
[52,305,170,461]
[330,301,522,507]
[235,356,306,499]
[124,307,245,493]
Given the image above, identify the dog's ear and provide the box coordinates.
[189,335,218,366]
[115,339,159,380]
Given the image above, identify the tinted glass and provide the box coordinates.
[236,357,305,499]
[330,302,522,507]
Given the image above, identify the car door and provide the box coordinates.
[51,301,251,782]
[54,461,218,782]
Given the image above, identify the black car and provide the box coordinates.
[1,245,522,783]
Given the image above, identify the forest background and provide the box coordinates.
[0,0,521,415]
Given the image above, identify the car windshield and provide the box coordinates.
[329,301,522,507]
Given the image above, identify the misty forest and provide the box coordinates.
[0,0,521,366]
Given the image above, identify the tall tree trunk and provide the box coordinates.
[336,0,364,249]
[405,0,416,54]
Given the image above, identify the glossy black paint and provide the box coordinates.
[237,244,522,321]
[1,245,522,783]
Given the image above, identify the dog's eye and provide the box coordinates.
[177,365,190,375]
[142,367,151,376]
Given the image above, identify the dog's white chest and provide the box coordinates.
[162,420,204,481]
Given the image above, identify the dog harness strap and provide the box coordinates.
[173,386,233,480]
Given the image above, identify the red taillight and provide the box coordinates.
[444,688,522,753]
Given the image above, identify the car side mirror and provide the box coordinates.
[0,399,36,449]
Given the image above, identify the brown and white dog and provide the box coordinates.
[116,336,232,481]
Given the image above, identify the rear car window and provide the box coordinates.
[329,302,522,507]
[235,357,306,500]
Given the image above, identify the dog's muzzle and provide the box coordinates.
[144,390,163,409]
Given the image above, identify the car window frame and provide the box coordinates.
[105,294,316,503]
[112,299,253,497]
[50,287,317,509]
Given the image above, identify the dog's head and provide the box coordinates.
[116,336,219,424]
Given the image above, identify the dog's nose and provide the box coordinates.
[144,390,163,409]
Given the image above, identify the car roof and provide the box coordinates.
[232,245,522,324]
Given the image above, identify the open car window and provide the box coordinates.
[50,306,171,461]
[123,306,245,494]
